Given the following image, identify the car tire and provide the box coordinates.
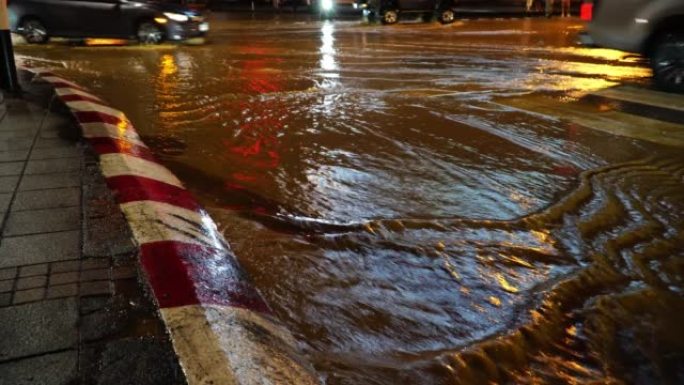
[20,18,49,44]
[137,21,164,45]
[381,9,398,25]
[438,9,455,24]
[651,31,684,93]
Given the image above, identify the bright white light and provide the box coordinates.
[634,18,649,24]
[164,12,190,22]
[321,0,334,12]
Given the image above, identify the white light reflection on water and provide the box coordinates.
[320,21,339,77]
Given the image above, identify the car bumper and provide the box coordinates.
[577,31,595,47]
[164,21,209,41]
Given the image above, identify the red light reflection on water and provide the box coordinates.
[222,46,288,206]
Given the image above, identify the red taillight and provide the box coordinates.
[580,3,593,21]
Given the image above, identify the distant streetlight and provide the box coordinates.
[0,0,19,93]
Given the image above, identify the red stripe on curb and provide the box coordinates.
[61,93,106,105]
[87,137,156,162]
[105,175,201,211]
[75,110,128,126]
[50,81,87,90]
[140,241,273,314]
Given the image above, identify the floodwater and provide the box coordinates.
[16,14,684,384]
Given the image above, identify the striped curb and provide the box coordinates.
[26,69,320,385]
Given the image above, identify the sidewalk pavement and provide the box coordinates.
[0,77,186,384]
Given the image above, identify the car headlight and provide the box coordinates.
[321,0,334,12]
[163,12,190,22]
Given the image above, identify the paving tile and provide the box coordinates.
[83,216,136,258]
[4,206,80,236]
[16,276,47,290]
[18,172,80,191]
[0,279,14,293]
[112,266,137,280]
[0,149,29,162]
[50,260,81,274]
[0,297,78,360]
[0,292,10,307]
[34,138,75,149]
[30,147,81,160]
[0,129,37,140]
[0,350,77,385]
[0,138,33,151]
[0,231,80,268]
[50,271,80,285]
[25,158,81,175]
[81,259,110,270]
[0,267,17,281]
[0,193,11,212]
[47,284,78,299]
[0,161,23,176]
[12,187,80,211]
[80,281,110,297]
[0,175,19,192]
[19,264,48,277]
[0,112,42,132]
[13,288,45,304]
[80,268,109,282]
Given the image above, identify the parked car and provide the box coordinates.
[8,0,209,45]
[355,0,582,25]
[585,0,684,92]
[355,0,458,24]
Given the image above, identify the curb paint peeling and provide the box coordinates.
[26,69,321,385]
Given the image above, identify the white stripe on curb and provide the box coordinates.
[99,153,184,187]
[55,86,104,101]
[121,200,223,248]
[80,121,146,146]
[161,305,319,385]
[65,99,131,120]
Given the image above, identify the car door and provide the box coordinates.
[455,0,526,12]
[74,0,122,37]
[399,0,434,10]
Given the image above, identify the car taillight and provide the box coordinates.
[580,2,593,21]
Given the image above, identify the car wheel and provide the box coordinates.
[137,21,164,45]
[20,19,49,44]
[438,9,455,24]
[651,32,684,93]
[381,9,398,25]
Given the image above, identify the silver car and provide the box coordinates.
[587,0,684,92]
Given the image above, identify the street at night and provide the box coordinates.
[4,10,684,385]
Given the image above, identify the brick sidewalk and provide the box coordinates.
[0,79,186,384]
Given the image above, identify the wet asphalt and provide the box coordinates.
[14,13,684,385]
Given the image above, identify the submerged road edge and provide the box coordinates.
[24,68,321,385]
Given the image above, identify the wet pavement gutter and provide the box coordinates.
[3,69,321,385]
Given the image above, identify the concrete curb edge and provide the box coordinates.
[24,68,320,385]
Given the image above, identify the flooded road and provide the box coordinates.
[15,14,684,384]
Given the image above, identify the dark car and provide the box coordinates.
[356,0,459,24]
[356,0,580,25]
[585,0,684,92]
[8,0,209,44]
